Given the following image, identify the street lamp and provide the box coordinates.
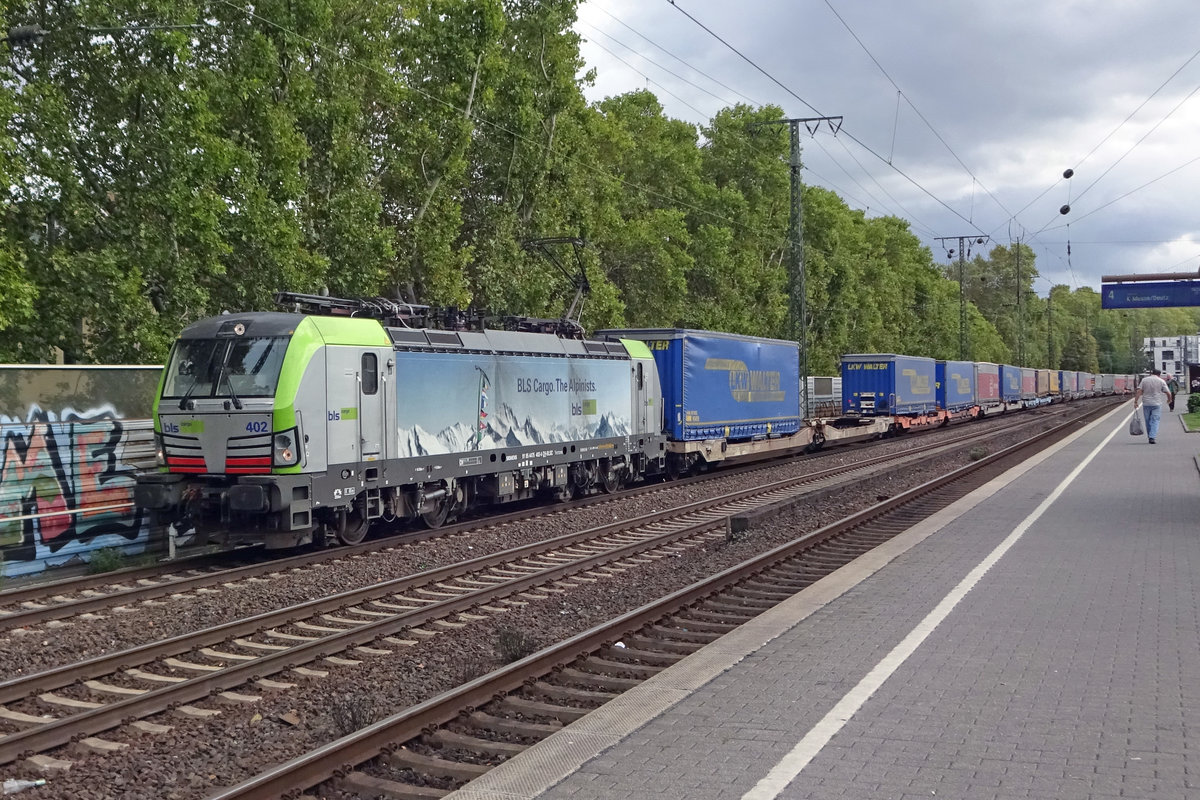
[1,25,48,46]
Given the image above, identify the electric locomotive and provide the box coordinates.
[135,294,666,549]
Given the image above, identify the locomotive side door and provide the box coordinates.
[358,350,383,460]
[632,357,661,436]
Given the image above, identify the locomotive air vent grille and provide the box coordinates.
[387,328,429,346]
[426,331,464,347]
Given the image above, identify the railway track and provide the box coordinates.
[0,400,1112,792]
[0,404,1069,634]
[197,400,1114,800]
[0,417,1013,766]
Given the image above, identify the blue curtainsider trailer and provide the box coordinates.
[596,328,802,441]
[999,364,1022,403]
[936,360,977,411]
[841,354,937,416]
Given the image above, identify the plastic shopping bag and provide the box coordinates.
[1129,407,1145,436]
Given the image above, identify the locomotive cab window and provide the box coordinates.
[162,336,289,400]
[637,362,644,390]
[361,353,379,395]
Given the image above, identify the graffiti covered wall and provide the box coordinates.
[0,366,161,578]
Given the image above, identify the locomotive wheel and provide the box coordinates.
[600,462,622,494]
[421,497,452,529]
[338,505,370,546]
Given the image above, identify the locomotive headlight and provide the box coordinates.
[154,433,166,467]
[273,428,300,466]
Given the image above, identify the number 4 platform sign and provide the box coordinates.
[1102,281,1200,309]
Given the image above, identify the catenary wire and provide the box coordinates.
[665,0,988,237]
[578,7,926,225]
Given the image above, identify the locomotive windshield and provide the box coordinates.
[162,336,289,400]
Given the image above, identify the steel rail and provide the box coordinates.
[0,433,951,707]
[0,411,1034,629]
[0,505,730,764]
[0,400,1074,616]
[204,401,1113,800]
[0,410,1051,765]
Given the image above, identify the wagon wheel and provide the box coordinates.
[806,431,826,454]
[599,461,622,494]
[337,504,370,546]
[665,455,685,481]
[421,496,452,529]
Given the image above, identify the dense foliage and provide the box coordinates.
[2,1,1195,371]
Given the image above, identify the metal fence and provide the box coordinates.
[0,365,162,578]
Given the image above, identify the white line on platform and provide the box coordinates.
[740,413,1126,800]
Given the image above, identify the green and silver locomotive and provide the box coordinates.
[135,294,666,549]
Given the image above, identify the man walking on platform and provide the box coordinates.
[1134,369,1172,444]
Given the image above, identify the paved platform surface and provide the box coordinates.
[447,398,1200,800]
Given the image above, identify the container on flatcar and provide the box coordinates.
[841,354,937,416]
[999,364,1022,403]
[936,360,976,411]
[1063,370,1079,397]
[1020,367,1037,400]
[1100,374,1115,394]
[975,362,1001,406]
[598,328,801,441]
[1080,372,1094,395]
[806,375,842,417]
[1036,368,1052,398]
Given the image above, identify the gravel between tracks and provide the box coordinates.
[0,414,1069,799]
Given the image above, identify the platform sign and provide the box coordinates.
[1102,281,1200,309]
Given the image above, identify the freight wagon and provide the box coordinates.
[598,328,809,471]
[841,354,943,430]
[1020,368,1037,403]
[1064,370,1077,399]
[999,364,1023,409]
[975,362,1002,415]
[936,360,977,417]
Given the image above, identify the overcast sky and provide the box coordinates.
[574,0,1200,296]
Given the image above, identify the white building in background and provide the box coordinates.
[1142,335,1200,378]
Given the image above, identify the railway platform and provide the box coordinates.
[446,398,1200,800]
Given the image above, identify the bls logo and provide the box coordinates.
[328,410,341,421]
[570,402,581,416]
[162,421,180,433]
